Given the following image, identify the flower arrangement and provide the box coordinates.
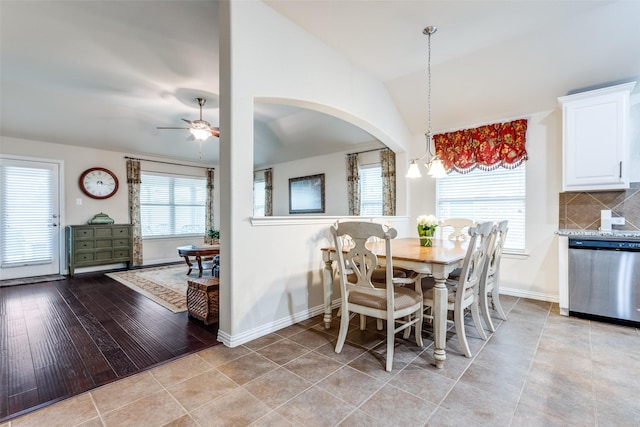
[417,215,438,247]
[417,215,438,228]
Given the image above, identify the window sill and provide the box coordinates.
[251,216,409,226]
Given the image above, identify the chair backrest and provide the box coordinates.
[455,221,495,302]
[484,220,509,285]
[331,221,396,300]
[439,218,475,241]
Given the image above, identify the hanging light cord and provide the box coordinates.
[426,26,434,157]
[412,26,437,162]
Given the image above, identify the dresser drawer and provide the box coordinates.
[74,252,96,263]
[113,249,131,259]
[95,239,114,249]
[112,227,131,237]
[74,240,95,250]
[95,228,114,238]
[73,228,95,239]
[112,238,130,248]
[95,250,114,261]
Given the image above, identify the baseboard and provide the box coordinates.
[501,287,559,303]
[217,288,559,348]
[217,300,342,347]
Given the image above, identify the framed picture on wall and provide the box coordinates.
[289,174,325,214]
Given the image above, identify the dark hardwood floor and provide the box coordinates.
[0,270,220,422]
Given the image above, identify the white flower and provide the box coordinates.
[417,214,438,227]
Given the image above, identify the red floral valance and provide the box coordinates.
[433,118,528,174]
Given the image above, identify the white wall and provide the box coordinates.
[217,0,414,344]
[0,136,218,272]
[6,1,636,348]
[264,146,383,217]
[405,110,564,302]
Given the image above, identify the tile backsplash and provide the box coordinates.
[559,182,640,231]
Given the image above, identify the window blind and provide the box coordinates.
[253,179,266,216]
[436,165,526,252]
[360,164,383,216]
[140,172,206,237]
[1,166,53,266]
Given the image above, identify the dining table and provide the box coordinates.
[321,237,468,369]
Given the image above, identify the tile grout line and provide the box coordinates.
[507,299,552,426]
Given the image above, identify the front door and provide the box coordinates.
[0,157,61,281]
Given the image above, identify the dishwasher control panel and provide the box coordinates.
[569,238,640,251]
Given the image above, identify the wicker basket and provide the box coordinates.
[187,277,219,325]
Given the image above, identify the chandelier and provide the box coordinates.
[406,26,447,179]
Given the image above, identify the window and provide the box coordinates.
[140,172,206,237]
[1,162,54,266]
[436,165,526,252]
[253,178,266,217]
[359,163,383,216]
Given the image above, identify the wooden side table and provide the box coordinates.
[186,277,219,325]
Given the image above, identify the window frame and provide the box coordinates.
[435,165,526,253]
[139,171,207,239]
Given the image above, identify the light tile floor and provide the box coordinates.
[4,296,640,427]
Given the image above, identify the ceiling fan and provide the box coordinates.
[157,97,220,141]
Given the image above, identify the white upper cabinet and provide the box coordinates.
[558,82,636,192]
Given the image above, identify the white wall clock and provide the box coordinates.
[79,167,119,199]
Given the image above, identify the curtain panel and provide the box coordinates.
[205,168,215,243]
[264,169,273,216]
[126,159,143,266]
[347,153,360,216]
[380,148,396,216]
[434,118,528,174]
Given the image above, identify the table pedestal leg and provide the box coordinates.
[196,256,204,278]
[432,276,447,369]
[323,259,334,329]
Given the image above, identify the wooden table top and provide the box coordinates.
[323,237,468,266]
[177,245,220,256]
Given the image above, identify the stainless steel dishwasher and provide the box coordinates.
[568,237,640,324]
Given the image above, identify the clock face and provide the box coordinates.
[79,167,119,199]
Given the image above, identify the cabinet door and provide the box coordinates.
[560,83,634,192]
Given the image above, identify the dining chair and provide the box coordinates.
[422,221,495,357]
[479,220,509,332]
[331,221,423,371]
[439,218,476,241]
[339,232,411,330]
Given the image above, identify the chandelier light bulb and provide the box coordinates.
[406,161,422,178]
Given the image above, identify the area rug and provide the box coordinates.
[106,265,201,313]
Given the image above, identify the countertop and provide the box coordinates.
[556,229,640,240]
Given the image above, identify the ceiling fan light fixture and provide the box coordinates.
[190,127,212,141]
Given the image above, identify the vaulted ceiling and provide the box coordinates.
[2,1,639,167]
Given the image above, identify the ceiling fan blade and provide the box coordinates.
[181,118,193,126]
[210,127,220,138]
[157,126,190,129]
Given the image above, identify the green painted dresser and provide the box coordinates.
[67,224,133,276]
